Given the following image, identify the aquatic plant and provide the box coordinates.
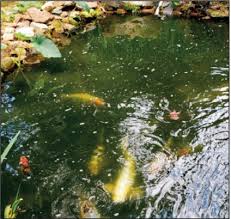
[1,131,20,164]
[4,184,23,219]
[123,3,140,13]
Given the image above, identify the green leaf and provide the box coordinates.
[15,32,31,41]
[172,0,180,8]
[16,1,43,13]
[11,198,23,214]
[76,1,90,12]
[1,131,20,163]
[31,36,62,58]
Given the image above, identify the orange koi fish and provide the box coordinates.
[62,93,106,107]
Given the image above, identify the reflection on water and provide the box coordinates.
[1,16,229,218]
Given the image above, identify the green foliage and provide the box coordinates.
[16,1,43,13]
[76,1,90,12]
[172,0,181,9]
[31,36,62,58]
[123,3,140,13]
[4,184,23,219]
[1,9,16,22]
[15,32,31,41]
[80,9,102,18]
[1,131,20,163]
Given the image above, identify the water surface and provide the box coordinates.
[1,16,229,218]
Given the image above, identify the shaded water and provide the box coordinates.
[1,16,229,218]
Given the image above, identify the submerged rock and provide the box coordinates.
[2,27,15,41]
[41,1,54,12]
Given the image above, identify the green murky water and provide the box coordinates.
[1,16,229,218]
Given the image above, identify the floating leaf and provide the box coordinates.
[1,131,20,163]
[31,36,61,58]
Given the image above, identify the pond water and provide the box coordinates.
[1,16,229,218]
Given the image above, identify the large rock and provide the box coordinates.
[52,7,63,15]
[30,22,48,30]
[86,1,98,8]
[123,1,154,7]
[16,20,30,28]
[15,27,35,37]
[2,33,14,41]
[3,27,15,34]
[27,7,54,23]
[2,27,15,41]
[41,1,55,12]
[140,8,155,14]
[104,1,120,8]
[162,4,173,16]
[8,41,32,49]
[63,23,75,31]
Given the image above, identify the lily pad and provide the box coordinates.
[31,36,62,58]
